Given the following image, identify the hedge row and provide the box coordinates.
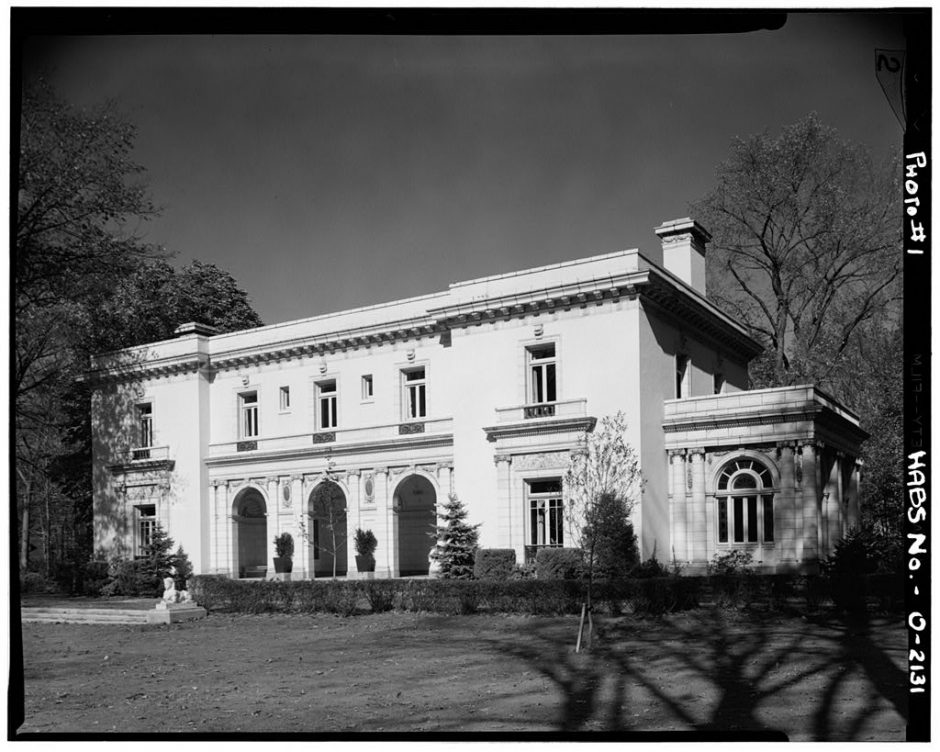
[191,570,904,617]
[191,575,702,616]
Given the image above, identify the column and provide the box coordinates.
[209,480,228,574]
[668,450,688,564]
[777,442,796,564]
[265,477,278,579]
[799,442,818,565]
[689,448,706,563]
[494,454,513,551]
[373,467,393,578]
[221,481,233,577]
[846,459,861,530]
[290,474,305,578]
[347,470,362,577]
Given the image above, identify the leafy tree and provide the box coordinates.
[565,413,642,604]
[692,113,901,392]
[14,79,263,588]
[429,494,480,579]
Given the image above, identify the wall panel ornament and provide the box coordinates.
[511,452,569,471]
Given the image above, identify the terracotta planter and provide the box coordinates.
[273,556,293,574]
[355,554,376,573]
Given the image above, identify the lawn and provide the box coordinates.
[13,606,907,739]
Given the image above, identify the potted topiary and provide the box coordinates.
[273,532,294,581]
[354,528,377,578]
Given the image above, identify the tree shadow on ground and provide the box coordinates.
[486,607,906,739]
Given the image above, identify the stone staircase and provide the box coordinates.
[21,607,152,626]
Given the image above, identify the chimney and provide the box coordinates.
[654,217,711,296]
[173,322,219,338]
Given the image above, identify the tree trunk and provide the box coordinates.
[20,505,29,572]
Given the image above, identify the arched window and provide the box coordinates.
[715,458,775,544]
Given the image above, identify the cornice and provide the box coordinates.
[483,415,597,442]
[209,316,446,373]
[85,354,209,386]
[107,459,176,474]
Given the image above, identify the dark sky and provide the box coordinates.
[22,11,907,326]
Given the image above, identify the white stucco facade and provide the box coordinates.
[89,219,867,577]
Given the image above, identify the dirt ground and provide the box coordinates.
[13,603,907,740]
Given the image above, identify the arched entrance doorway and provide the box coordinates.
[232,487,267,578]
[394,474,437,576]
[308,481,347,577]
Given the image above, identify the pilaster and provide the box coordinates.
[494,454,514,552]
[668,450,688,563]
[688,448,706,562]
[799,443,818,562]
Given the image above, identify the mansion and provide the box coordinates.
[89,218,867,578]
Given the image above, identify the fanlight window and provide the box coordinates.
[715,458,775,544]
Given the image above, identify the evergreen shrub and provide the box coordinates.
[535,547,583,580]
[474,549,516,580]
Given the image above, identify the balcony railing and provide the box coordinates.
[122,445,171,462]
[495,398,587,424]
[209,417,453,457]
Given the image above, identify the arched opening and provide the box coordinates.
[394,474,437,576]
[715,458,776,545]
[308,481,347,577]
[232,488,267,578]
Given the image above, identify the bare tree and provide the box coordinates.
[692,114,901,394]
[304,462,347,579]
[564,412,642,638]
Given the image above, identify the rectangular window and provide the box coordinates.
[318,380,337,429]
[136,505,156,557]
[403,367,427,419]
[240,391,259,438]
[361,374,373,400]
[528,479,564,547]
[279,386,291,411]
[747,496,759,542]
[717,495,775,544]
[528,344,557,404]
[137,403,153,448]
[732,497,744,543]
[676,354,689,399]
[762,496,775,542]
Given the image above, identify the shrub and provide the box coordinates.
[171,546,193,591]
[429,494,480,579]
[632,556,668,579]
[707,549,754,576]
[510,560,538,580]
[362,580,396,612]
[19,571,53,594]
[582,492,640,580]
[100,558,142,597]
[273,533,295,559]
[321,582,362,616]
[83,560,111,596]
[135,524,177,596]
[474,549,516,580]
[535,547,583,580]
[354,528,378,557]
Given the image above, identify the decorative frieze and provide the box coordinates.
[511,452,568,471]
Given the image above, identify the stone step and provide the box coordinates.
[21,608,151,625]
